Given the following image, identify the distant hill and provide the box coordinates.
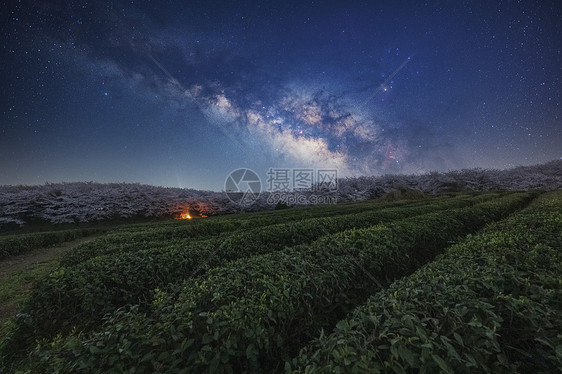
[336,160,562,201]
[1,160,560,228]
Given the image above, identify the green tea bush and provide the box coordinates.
[290,191,561,373]
[12,192,534,373]
[59,196,439,266]
[0,228,104,260]
[1,194,489,364]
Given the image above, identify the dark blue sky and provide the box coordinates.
[1,0,560,190]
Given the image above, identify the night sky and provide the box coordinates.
[1,1,560,191]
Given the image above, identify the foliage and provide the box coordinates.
[290,191,562,373]
[275,201,291,210]
[0,160,560,227]
[1,192,537,373]
[0,193,490,361]
[59,196,431,266]
[0,228,104,260]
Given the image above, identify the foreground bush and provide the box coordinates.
[11,192,535,373]
[1,194,489,366]
[290,190,561,373]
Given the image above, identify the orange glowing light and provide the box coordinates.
[179,212,192,219]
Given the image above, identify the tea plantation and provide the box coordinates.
[0,191,560,373]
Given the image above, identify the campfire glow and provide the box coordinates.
[179,212,192,219]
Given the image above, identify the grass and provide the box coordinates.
[0,265,52,336]
[0,235,104,337]
[0,191,559,373]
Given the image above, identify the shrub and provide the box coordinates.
[12,192,535,373]
[290,191,561,373]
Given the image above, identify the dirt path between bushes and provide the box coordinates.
[0,235,102,334]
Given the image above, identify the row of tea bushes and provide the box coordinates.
[13,192,535,373]
[290,190,561,373]
[1,193,490,363]
[59,195,443,266]
[0,227,104,260]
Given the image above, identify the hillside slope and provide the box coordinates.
[1,160,560,228]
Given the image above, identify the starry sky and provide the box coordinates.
[1,0,560,191]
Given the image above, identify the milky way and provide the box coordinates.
[1,1,560,190]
